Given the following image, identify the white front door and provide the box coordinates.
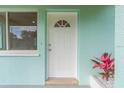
[47,12,77,78]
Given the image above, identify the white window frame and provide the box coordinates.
[0,11,39,56]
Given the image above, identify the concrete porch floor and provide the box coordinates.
[45,77,79,85]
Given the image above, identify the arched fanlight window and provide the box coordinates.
[54,20,71,27]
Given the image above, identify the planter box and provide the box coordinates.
[90,76,114,88]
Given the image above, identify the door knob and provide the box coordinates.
[48,44,51,46]
[48,49,52,51]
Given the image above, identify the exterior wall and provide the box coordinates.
[115,5,124,88]
[78,5,114,85]
[0,6,46,86]
[0,6,114,86]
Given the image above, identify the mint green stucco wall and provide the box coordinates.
[115,6,124,88]
[0,6,114,86]
[0,6,46,86]
[77,6,114,85]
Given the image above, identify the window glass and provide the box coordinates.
[8,12,37,50]
[0,12,6,50]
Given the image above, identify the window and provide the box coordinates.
[8,12,37,50]
[54,20,71,27]
[0,12,38,56]
[0,13,6,50]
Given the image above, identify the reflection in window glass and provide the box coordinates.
[0,12,6,50]
[8,12,37,50]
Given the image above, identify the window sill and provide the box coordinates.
[0,50,40,56]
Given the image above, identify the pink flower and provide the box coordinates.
[108,61,114,70]
[92,52,114,72]
[91,52,114,80]
[93,64,100,68]
[101,53,110,62]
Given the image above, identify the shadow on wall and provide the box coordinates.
[80,6,111,20]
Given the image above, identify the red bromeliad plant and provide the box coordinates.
[91,53,114,81]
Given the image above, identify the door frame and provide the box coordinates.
[45,9,80,81]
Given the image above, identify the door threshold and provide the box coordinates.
[45,77,79,85]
